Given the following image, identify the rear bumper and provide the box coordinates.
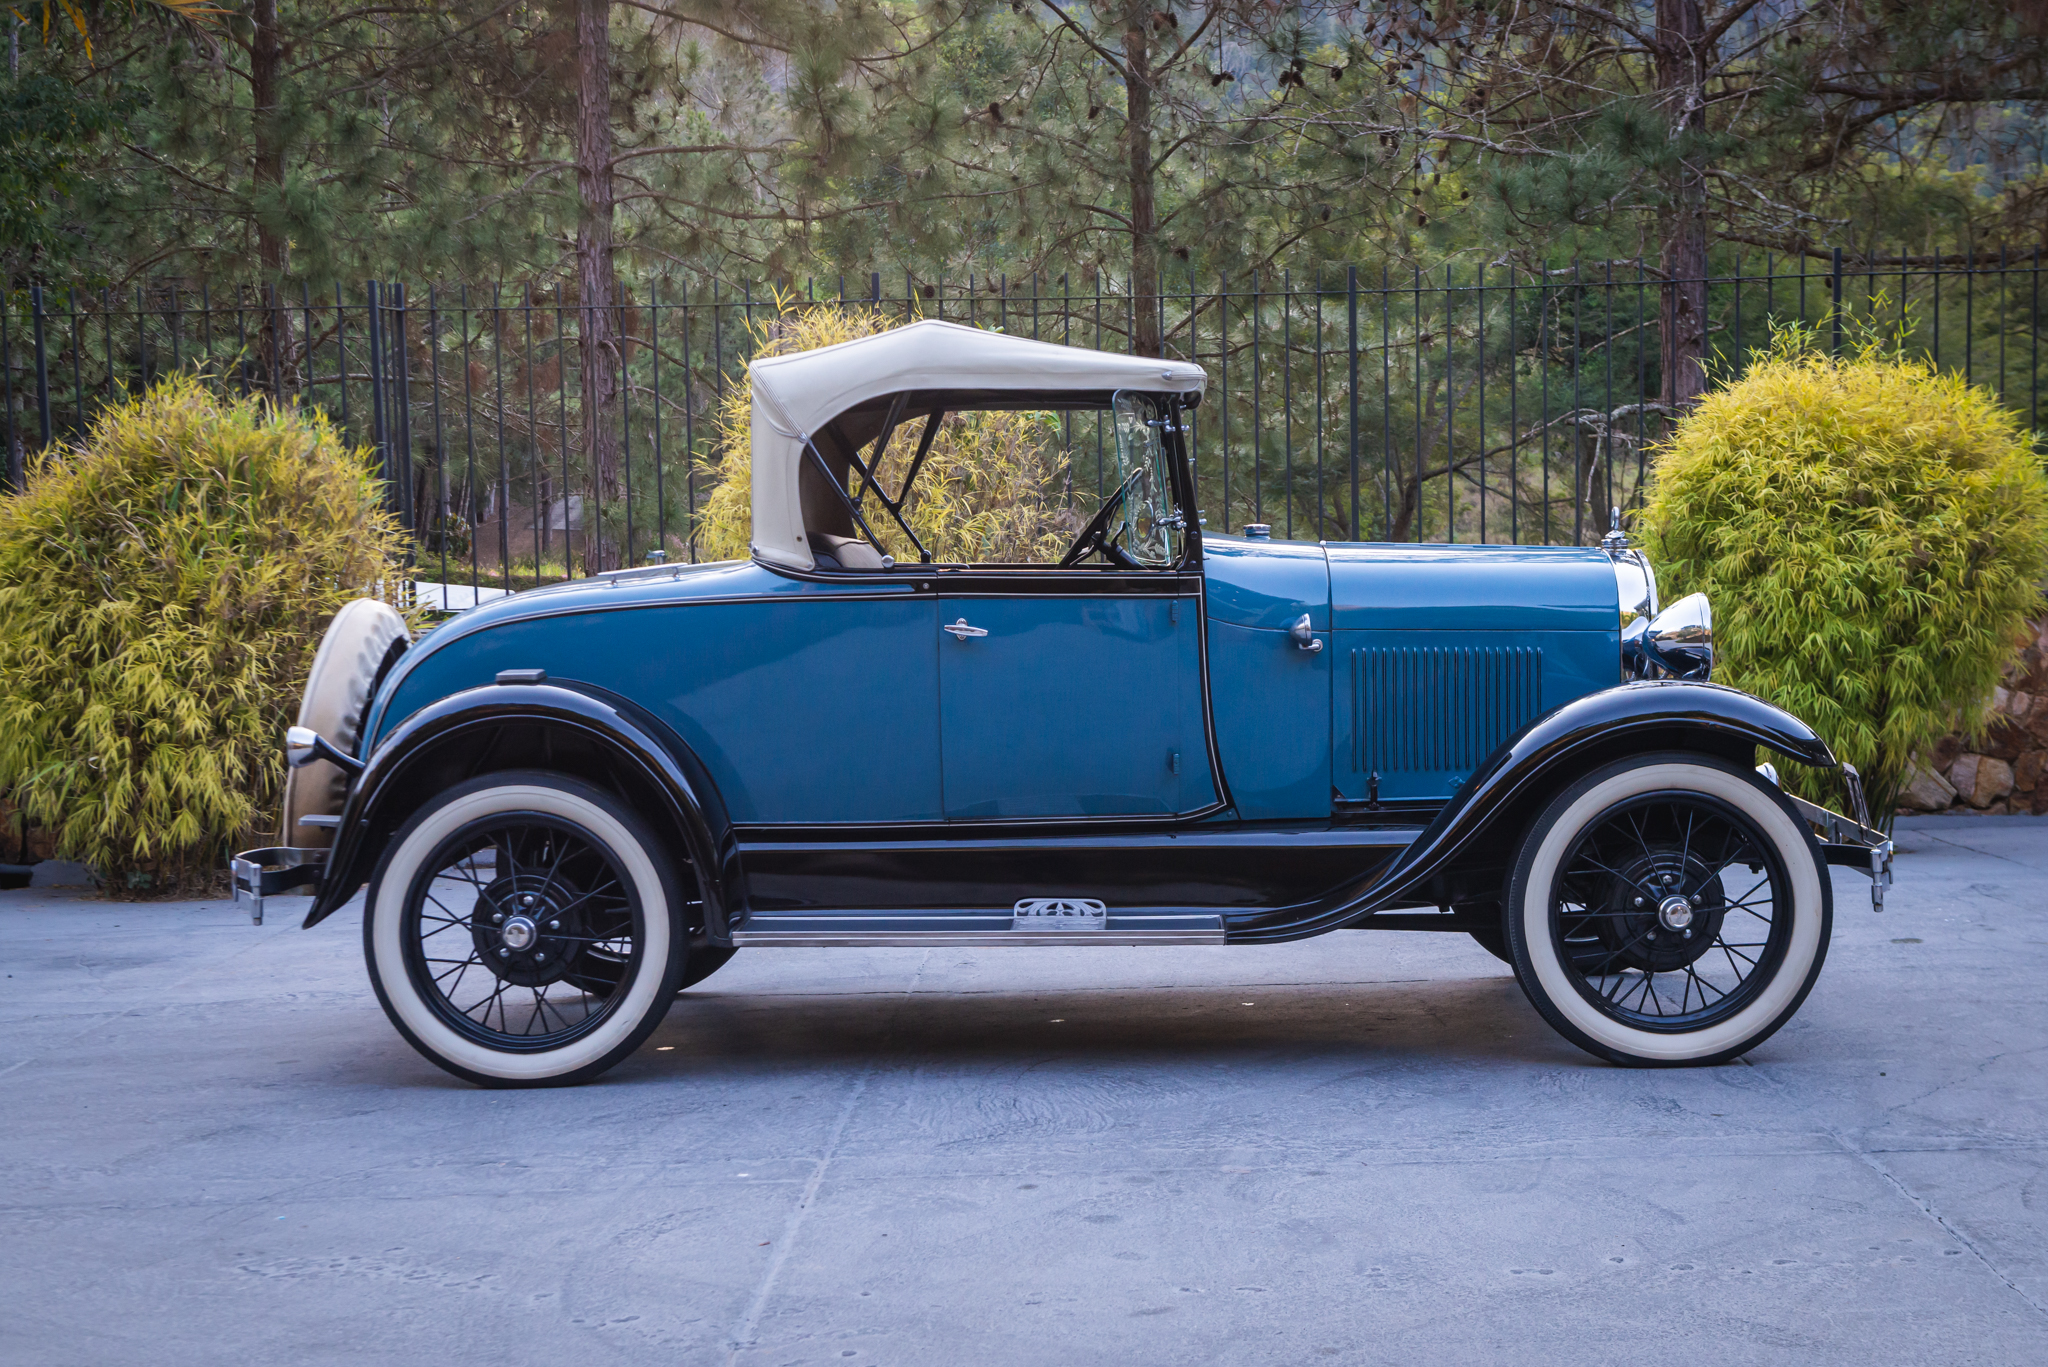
[230,847,329,925]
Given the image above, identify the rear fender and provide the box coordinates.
[1230,680,1836,943]
[302,682,737,937]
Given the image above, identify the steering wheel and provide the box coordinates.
[1057,469,1147,569]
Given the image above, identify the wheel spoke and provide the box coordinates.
[402,814,646,1052]
[1551,789,1790,1030]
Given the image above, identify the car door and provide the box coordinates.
[936,393,1209,820]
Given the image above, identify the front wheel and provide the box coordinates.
[363,772,689,1087]
[1504,753,1832,1067]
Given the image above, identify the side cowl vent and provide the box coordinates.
[1352,644,1544,778]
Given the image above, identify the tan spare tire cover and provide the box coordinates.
[281,598,409,849]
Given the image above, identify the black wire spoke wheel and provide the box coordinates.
[402,815,644,1052]
[1551,792,1791,1033]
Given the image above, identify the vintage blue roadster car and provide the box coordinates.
[235,319,1890,1087]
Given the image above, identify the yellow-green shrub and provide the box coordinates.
[0,377,413,890]
[1641,323,2048,820]
[693,305,1081,564]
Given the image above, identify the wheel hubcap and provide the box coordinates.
[468,874,585,988]
[1658,895,1694,930]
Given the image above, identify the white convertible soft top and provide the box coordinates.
[748,319,1207,570]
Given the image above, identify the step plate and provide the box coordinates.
[730,910,1226,948]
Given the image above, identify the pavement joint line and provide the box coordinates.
[1830,1128,2048,1321]
[724,948,930,1363]
[1911,829,2044,870]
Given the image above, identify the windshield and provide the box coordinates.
[1111,391,1183,567]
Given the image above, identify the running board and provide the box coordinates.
[729,911,1227,947]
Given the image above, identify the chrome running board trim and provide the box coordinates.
[730,911,1225,947]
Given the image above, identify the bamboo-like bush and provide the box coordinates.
[1641,321,2048,821]
[693,305,1082,564]
[0,377,413,891]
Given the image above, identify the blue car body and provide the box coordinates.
[286,523,1840,950]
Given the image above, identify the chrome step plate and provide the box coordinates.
[1012,897,1106,930]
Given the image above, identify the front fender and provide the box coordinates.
[1230,680,1835,943]
[301,681,735,933]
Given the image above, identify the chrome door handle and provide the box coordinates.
[944,618,989,640]
[1289,614,1323,653]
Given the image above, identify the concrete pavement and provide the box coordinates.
[3,817,2045,1365]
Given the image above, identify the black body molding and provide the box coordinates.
[301,681,736,936]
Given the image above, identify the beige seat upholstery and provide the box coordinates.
[810,533,888,571]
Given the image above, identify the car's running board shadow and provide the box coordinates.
[729,911,1226,947]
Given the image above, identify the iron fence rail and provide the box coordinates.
[3,250,2042,596]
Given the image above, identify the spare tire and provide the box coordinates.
[281,598,409,849]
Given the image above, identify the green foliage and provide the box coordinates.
[0,377,413,890]
[693,302,1081,564]
[1641,321,2048,821]
[0,70,132,276]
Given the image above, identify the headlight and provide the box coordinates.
[1623,592,1713,681]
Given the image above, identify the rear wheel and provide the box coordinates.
[1504,753,1831,1067]
[364,772,688,1087]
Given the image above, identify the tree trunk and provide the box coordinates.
[1655,0,1708,411]
[575,0,623,571]
[249,0,293,394]
[1123,3,1161,358]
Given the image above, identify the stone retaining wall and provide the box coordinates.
[1898,615,2048,815]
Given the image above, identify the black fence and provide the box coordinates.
[4,250,2043,596]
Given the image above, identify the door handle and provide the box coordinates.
[1289,614,1323,654]
[944,618,989,640]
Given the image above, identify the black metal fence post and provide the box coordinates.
[392,283,415,544]
[2,288,16,493]
[1346,265,1359,540]
[1831,247,1844,356]
[30,284,51,451]
[365,281,392,514]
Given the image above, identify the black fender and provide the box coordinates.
[1229,680,1836,944]
[301,681,738,937]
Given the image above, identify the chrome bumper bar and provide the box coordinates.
[1794,768,1894,914]
[230,846,328,925]
[1759,762,1893,911]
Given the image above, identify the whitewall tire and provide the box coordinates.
[363,772,687,1087]
[1504,753,1832,1067]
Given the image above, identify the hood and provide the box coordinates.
[1201,536,1618,636]
[1327,542,1619,633]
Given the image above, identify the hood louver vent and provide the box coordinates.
[1351,644,1544,779]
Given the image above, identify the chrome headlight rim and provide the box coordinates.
[1624,591,1713,682]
